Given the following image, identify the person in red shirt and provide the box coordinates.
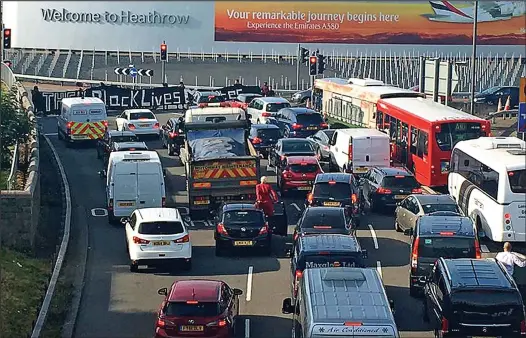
[255,176,278,217]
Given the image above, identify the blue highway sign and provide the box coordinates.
[129,67,138,78]
[518,102,526,133]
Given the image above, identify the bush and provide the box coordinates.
[0,87,31,167]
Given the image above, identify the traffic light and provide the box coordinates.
[317,54,326,74]
[160,43,167,61]
[300,47,309,63]
[309,56,318,76]
[3,28,12,49]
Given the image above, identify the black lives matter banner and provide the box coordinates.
[217,85,262,100]
[41,85,186,113]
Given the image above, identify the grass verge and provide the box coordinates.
[0,170,9,190]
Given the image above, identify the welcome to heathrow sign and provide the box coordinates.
[41,8,191,25]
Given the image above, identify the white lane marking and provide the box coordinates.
[44,132,58,136]
[291,203,301,212]
[246,266,253,302]
[376,261,383,279]
[481,244,489,253]
[245,318,250,338]
[367,224,379,249]
[90,208,108,217]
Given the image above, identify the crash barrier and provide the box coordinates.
[487,109,519,123]
[0,63,41,251]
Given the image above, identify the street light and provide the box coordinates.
[470,0,479,115]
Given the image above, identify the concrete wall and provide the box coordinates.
[0,81,40,251]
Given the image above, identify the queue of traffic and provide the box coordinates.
[54,77,526,338]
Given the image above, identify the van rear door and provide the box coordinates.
[311,324,397,337]
[137,162,164,208]
[352,135,390,174]
[113,162,138,217]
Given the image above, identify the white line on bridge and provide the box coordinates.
[44,132,58,136]
[246,266,253,302]
[291,203,301,212]
[376,261,383,279]
[367,224,379,249]
[245,318,250,338]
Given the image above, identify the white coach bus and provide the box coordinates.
[448,137,526,243]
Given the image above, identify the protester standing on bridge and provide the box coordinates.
[31,86,44,115]
[496,242,526,277]
[261,82,270,96]
[255,176,278,217]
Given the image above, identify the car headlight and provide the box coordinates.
[474,97,483,103]
[293,94,301,99]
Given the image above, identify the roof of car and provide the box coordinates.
[280,107,318,114]
[286,156,319,164]
[259,97,289,103]
[198,91,221,96]
[222,203,261,212]
[135,208,182,222]
[169,280,222,302]
[413,194,456,205]
[113,142,148,150]
[281,138,311,144]
[315,173,353,184]
[417,215,475,237]
[125,109,154,113]
[251,124,280,130]
[374,166,413,176]
[108,130,136,137]
[238,93,261,98]
[443,258,514,290]
[300,234,361,253]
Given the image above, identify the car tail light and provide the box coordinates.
[377,187,392,194]
[156,317,166,328]
[504,213,511,225]
[351,193,357,203]
[108,198,113,211]
[292,123,303,130]
[295,270,303,279]
[252,137,263,144]
[217,223,229,236]
[154,123,160,129]
[207,319,228,327]
[474,238,481,259]
[320,123,328,128]
[102,120,108,128]
[348,144,353,160]
[293,233,299,241]
[259,222,269,235]
[440,317,449,334]
[307,193,314,204]
[344,322,362,326]
[282,170,293,179]
[262,112,271,117]
[520,319,526,335]
[66,121,73,129]
[412,188,422,194]
[128,124,136,130]
[411,237,419,272]
[162,197,166,207]
[133,236,150,244]
[174,235,189,243]
[169,132,178,138]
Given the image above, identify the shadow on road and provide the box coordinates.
[384,285,431,333]
[243,314,292,338]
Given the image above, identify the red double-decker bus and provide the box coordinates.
[376,97,491,187]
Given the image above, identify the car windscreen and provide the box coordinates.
[117,146,148,151]
[296,113,323,125]
[223,210,264,227]
[111,135,139,143]
[289,164,319,173]
[422,203,461,214]
[241,95,260,103]
[382,176,419,189]
[138,221,185,235]
[508,169,526,194]
[257,128,281,139]
[300,211,346,229]
[299,254,362,270]
[313,182,351,199]
[418,237,475,258]
[282,141,313,153]
[435,122,485,151]
[129,112,155,120]
[266,102,291,112]
[164,302,220,317]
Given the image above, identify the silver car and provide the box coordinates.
[307,129,335,161]
[394,194,462,232]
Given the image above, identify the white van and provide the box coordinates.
[103,151,166,224]
[329,128,390,174]
[185,104,247,123]
[57,97,108,144]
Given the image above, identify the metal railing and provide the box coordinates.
[76,50,83,79]
[62,50,72,78]
[6,142,19,190]
[48,51,60,77]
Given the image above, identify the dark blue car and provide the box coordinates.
[272,108,327,138]
[249,124,282,156]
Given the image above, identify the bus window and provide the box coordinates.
[376,111,383,129]
[435,122,485,151]
[417,131,429,157]
[508,170,526,194]
[410,127,419,155]
[390,117,399,143]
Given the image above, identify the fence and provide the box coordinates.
[6,142,19,190]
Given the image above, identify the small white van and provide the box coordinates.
[103,151,166,224]
[57,97,108,144]
[185,105,248,123]
[329,128,390,174]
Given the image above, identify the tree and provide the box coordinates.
[0,87,31,167]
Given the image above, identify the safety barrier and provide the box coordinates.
[6,142,19,190]
[487,109,519,123]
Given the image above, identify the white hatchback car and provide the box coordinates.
[124,208,192,272]
[247,97,291,124]
[115,109,160,136]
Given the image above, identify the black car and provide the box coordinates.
[361,167,421,211]
[102,141,148,167]
[404,214,481,297]
[292,207,353,244]
[271,108,327,138]
[423,258,525,338]
[474,85,520,108]
[289,234,367,299]
[235,93,262,110]
[268,138,316,169]
[96,130,138,161]
[213,203,272,256]
[306,173,362,227]
[307,129,336,161]
[248,124,281,156]
[160,116,185,156]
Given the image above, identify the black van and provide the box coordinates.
[423,258,526,338]
[404,214,481,297]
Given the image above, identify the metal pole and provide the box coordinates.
[445,61,453,106]
[296,44,300,91]
[310,75,314,103]
[0,0,4,61]
[161,61,166,84]
[470,0,478,115]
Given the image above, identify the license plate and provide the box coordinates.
[118,202,134,207]
[152,241,170,246]
[139,123,150,127]
[354,167,368,173]
[180,325,204,332]
[395,195,407,199]
[297,186,311,190]
[306,126,317,130]
[72,134,89,139]
[323,202,340,206]
[194,200,210,205]
[234,241,253,246]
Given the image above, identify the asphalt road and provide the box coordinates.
[38,112,509,338]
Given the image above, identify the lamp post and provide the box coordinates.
[470,0,479,115]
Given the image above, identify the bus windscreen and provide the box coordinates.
[435,122,485,151]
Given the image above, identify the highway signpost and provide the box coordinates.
[422,59,458,106]
[519,77,526,140]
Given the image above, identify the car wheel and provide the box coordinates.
[129,262,139,273]
[215,241,224,256]
[57,128,63,140]
[394,220,402,232]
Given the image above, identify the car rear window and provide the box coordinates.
[117,145,148,151]
[418,237,476,258]
[508,169,526,194]
[289,164,319,173]
[164,302,220,317]
[301,211,346,229]
[223,210,264,227]
[382,175,420,189]
[422,204,461,214]
[266,102,290,112]
[313,182,351,199]
[130,112,155,120]
[241,95,260,103]
[198,95,225,103]
[257,129,281,139]
[299,254,362,270]
[112,135,139,143]
[138,221,184,235]
[296,113,323,125]
[451,291,523,322]
[282,142,313,153]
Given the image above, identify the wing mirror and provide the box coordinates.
[403,228,413,236]
[361,249,368,259]
[232,288,243,296]
[163,169,167,178]
[98,170,107,178]
[120,217,129,225]
[389,299,395,314]
[282,298,295,314]
[158,287,168,296]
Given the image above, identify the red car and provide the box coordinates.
[276,156,323,197]
[155,280,243,338]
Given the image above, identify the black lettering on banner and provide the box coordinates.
[39,85,186,113]
[218,85,262,100]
